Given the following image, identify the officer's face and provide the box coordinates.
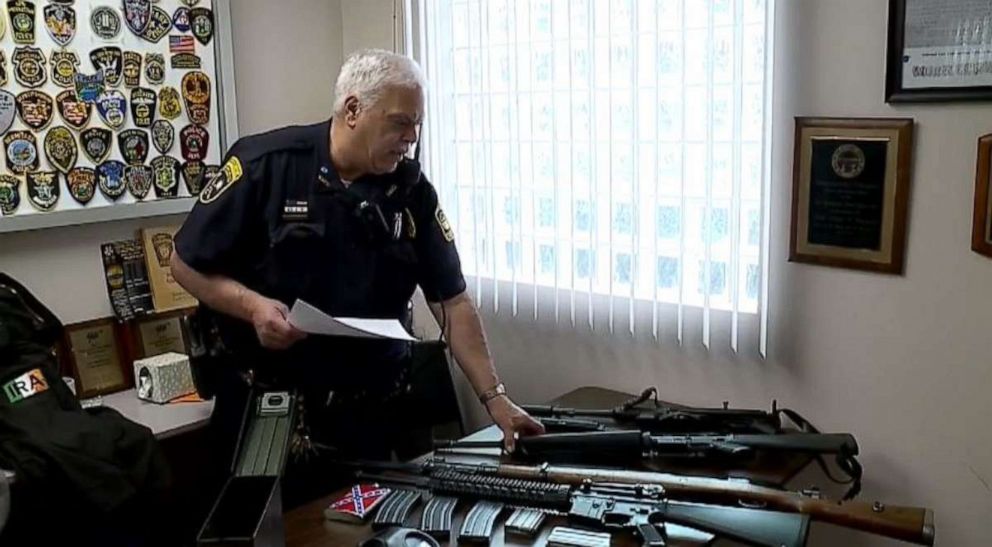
[360,85,424,175]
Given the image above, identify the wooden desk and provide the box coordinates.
[284,386,814,547]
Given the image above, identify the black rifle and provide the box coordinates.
[344,458,932,545]
[436,430,864,499]
[523,388,789,435]
[354,467,810,547]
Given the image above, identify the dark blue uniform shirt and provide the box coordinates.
[174,119,466,394]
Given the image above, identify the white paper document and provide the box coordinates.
[287,299,418,341]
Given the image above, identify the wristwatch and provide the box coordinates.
[478,382,506,405]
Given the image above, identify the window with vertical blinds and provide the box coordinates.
[406,0,774,353]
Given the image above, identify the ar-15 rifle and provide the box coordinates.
[348,458,934,546]
[437,430,864,500]
[524,388,790,435]
[354,466,811,547]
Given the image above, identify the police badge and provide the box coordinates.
[0,174,20,215]
[0,51,7,86]
[4,131,38,175]
[189,7,212,45]
[80,127,112,163]
[172,6,190,32]
[74,70,105,104]
[130,87,156,128]
[7,0,35,44]
[26,171,59,211]
[181,71,210,125]
[67,166,96,204]
[151,154,179,198]
[43,126,77,174]
[125,164,153,199]
[97,159,126,200]
[15,90,53,130]
[144,53,164,84]
[141,6,170,43]
[95,89,127,128]
[151,119,173,153]
[90,46,123,87]
[179,123,208,162]
[55,89,91,129]
[122,51,141,87]
[181,160,204,195]
[13,47,47,88]
[43,3,75,46]
[50,50,79,89]
[123,0,150,35]
[158,86,181,119]
[90,6,121,39]
[0,90,15,134]
[118,128,149,165]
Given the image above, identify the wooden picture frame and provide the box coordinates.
[790,117,914,274]
[62,318,131,398]
[886,0,992,103]
[972,134,992,258]
[131,307,195,360]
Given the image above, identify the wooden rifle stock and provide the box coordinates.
[490,462,934,545]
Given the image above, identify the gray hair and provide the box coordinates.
[333,49,426,115]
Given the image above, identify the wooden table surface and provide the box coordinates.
[284,386,814,547]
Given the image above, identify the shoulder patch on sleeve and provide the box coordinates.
[435,205,454,242]
[199,155,243,204]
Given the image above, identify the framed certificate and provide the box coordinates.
[886,0,992,102]
[63,318,130,398]
[134,310,192,358]
[790,117,915,274]
[972,134,992,258]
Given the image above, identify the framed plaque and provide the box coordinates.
[790,117,914,274]
[972,134,992,258]
[64,318,129,398]
[886,0,992,102]
[134,310,192,359]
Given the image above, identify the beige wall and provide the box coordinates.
[405,1,992,546]
[0,0,345,323]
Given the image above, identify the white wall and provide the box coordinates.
[0,0,345,324]
[375,1,991,546]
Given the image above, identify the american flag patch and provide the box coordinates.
[323,483,392,522]
[170,35,195,54]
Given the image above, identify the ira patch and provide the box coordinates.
[435,205,455,242]
[67,166,96,204]
[0,174,21,215]
[199,155,242,204]
[3,369,49,404]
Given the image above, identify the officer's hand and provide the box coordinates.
[250,297,307,350]
[485,395,545,453]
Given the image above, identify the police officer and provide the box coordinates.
[171,49,544,505]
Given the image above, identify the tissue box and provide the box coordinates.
[134,352,195,404]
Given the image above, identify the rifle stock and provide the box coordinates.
[494,462,933,545]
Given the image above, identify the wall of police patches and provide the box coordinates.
[0,0,222,217]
